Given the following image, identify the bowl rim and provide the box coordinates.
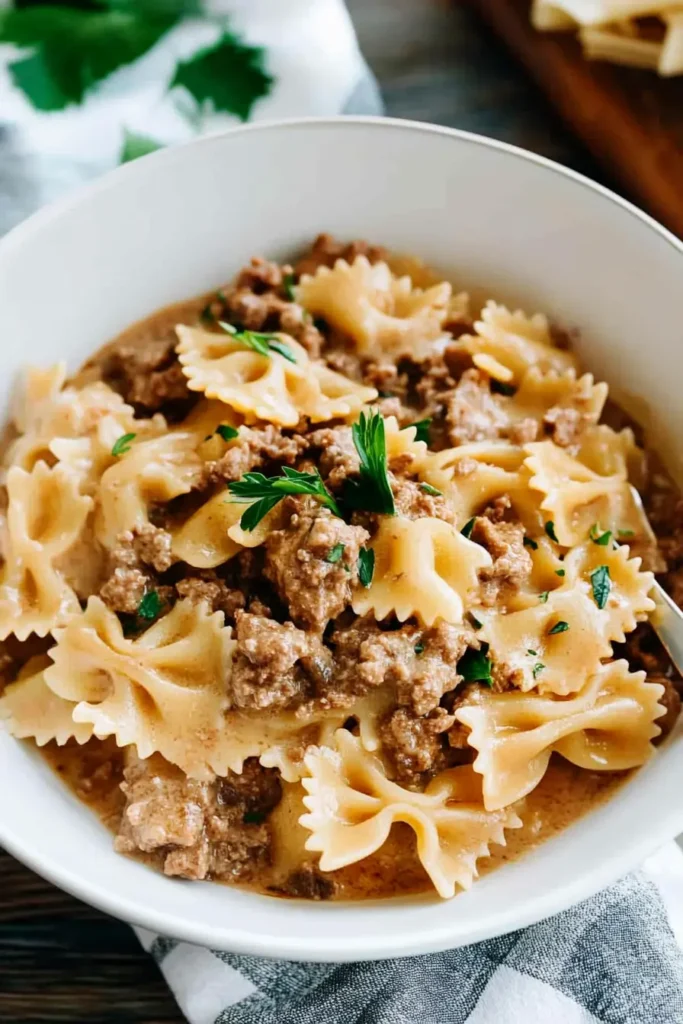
[2,115,683,961]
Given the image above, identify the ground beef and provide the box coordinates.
[175,571,246,620]
[414,344,474,415]
[391,477,457,525]
[200,425,308,488]
[622,622,672,676]
[543,406,586,447]
[473,515,533,606]
[263,497,369,631]
[307,426,359,489]
[278,864,335,900]
[294,233,387,278]
[363,361,409,402]
[229,611,332,710]
[99,524,173,614]
[444,369,510,446]
[115,753,279,881]
[508,417,540,445]
[380,707,457,784]
[105,339,192,414]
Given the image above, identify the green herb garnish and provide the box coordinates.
[283,272,297,301]
[171,30,273,122]
[523,536,538,550]
[527,649,538,656]
[228,467,340,531]
[420,482,442,496]
[325,543,345,564]
[358,548,375,588]
[538,591,549,604]
[243,809,267,825]
[590,564,611,610]
[469,613,483,629]
[545,521,559,543]
[555,569,566,577]
[618,529,635,539]
[548,620,570,635]
[218,321,296,363]
[111,432,136,457]
[457,645,493,686]
[533,663,546,679]
[343,410,395,516]
[215,424,239,442]
[461,517,476,539]
[589,523,612,546]
[414,642,425,655]
[402,418,432,444]
[138,590,162,622]
[200,289,227,323]
[491,380,516,396]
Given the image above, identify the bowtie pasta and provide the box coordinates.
[0,235,676,903]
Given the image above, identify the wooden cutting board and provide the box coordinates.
[466,0,683,239]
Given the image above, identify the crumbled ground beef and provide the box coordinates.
[294,233,387,278]
[277,864,336,900]
[508,417,539,445]
[444,369,509,445]
[175,571,246,620]
[229,612,332,710]
[263,497,369,631]
[200,425,308,488]
[380,707,455,784]
[473,515,532,606]
[543,406,586,447]
[392,477,457,525]
[104,339,192,414]
[99,525,173,614]
[115,753,279,881]
[307,426,359,489]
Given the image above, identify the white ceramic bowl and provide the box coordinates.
[1,117,683,961]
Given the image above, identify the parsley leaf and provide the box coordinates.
[533,663,545,679]
[555,568,566,577]
[218,322,296,363]
[457,645,493,686]
[325,543,345,564]
[548,620,570,635]
[402,418,431,443]
[527,649,538,656]
[545,521,559,543]
[491,379,516,396]
[215,424,239,442]
[461,517,476,539]
[283,273,297,302]
[469,612,483,629]
[420,482,442,496]
[344,410,395,516]
[358,548,375,588]
[523,535,538,550]
[538,591,549,603]
[590,565,611,609]
[138,590,162,621]
[228,468,340,531]
[120,128,164,164]
[618,529,635,539]
[414,642,425,655]
[171,30,273,122]
[111,432,136,457]
[589,523,612,546]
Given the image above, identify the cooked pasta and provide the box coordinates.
[0,234,676,902]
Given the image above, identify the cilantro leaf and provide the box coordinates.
[457,645,493,686]
[589,523,612,546]
[344,410,395,516]
[545,521,559,543]
[325,543,345,564]
[358,548,375,588]
[548,620,570,635]
[218,322,296,363]
[523,535,538,550]
[590,565,611,610]
[170,30,273,122]
[402,418,431,444]
[138,589,162,621]
[461,517,475,539]
[112,432,136,457]
[120,129,164,164]
[229,468,340,531]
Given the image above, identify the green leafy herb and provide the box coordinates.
[590,564,611,610]
[527,649,538,656]
[555,568,566,577]
[171,30,273,122]
[358,548,375,588]
[120,129,164,164]
[402,418,432,444]
[215,424,239,442]
[461,517,476,539]
[589,523,612,546]
[200,289,227,324]
[469,613,483,629]
[457,645,493,686]
[491,379,516,396]
[228,468,340,532]
[243,809,266,825]
[218,321,296,363]
[111,432,136,457]
[325,543,345,564]
[344,410,395,516]
[523,535,538,550]
[283,272,297,302]
[138,590,162,622]
[618,529,635,539]
[545,521,559,543]
[414,642,425,655]
[533,663,546,680]
[538,591,549,604]
[548,620,570,635]
[420,482,442,496]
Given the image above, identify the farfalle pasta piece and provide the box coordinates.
[0,656,93,746]
[44,597,236,779]
[352,516,492,626]
[96,431,202,549]
[176,325,376,427]
[456,661,665,810]
[0,463,93,640]
[464,302,577,383]
[512,367,608,429]
[300,729,522,898]
[171,489,283,568]
[296,256,452,358]
[562,540,654,641]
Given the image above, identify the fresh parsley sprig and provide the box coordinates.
[343,410,395,516]
[228,467,340,531]
[217,321,296,364]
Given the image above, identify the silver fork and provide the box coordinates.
[629,484,683,674]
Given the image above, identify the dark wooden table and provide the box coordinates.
[0,2,609,1020]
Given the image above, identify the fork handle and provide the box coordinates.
[649,580,683,676]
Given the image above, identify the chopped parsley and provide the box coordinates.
[527,649,538,656]
[138,590,162,622]
[533,663,546,680]
[215,424,239,442]
[589,523,612,546]
[325,543,345,564]
[545,521,559,543]
[590,564,611,610]
[358,548,375,588]
[469,612,483,629]
[491,379,516,397]
[618,529,635,539]
[420,482,442,496]
[461,517,476,539]
[414,642,425,655]
[282,272,297,301]
[111,432,136,457]
[218,321,296,363]
[555,568,566,577]
[523,535,538,550]
[538,591,549,604]
[200,289,227,323]
[402,418,432,444]
[343,410,395,516]
[458,644,493,686]
[548,620,570,635]
[228,467,340,531]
